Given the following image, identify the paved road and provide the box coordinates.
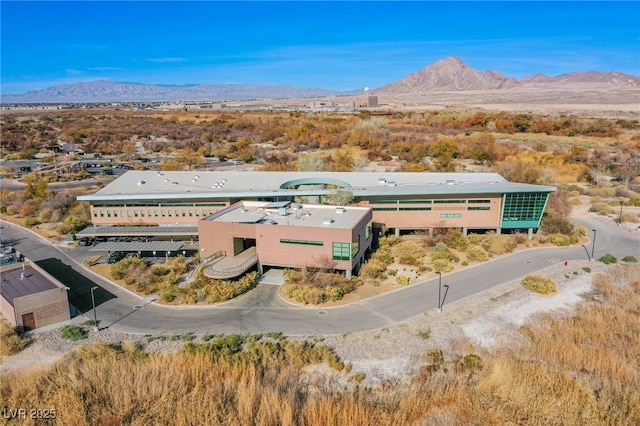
[1,216,637,336]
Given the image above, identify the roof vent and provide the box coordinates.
[446,179,455,185]
[386,181,397,187]
[322,218,334,225]
[378,177,387,184]
[335,207,346,213]
[164,179,170,183]
[304,212,312,217]
[137,180,145,185]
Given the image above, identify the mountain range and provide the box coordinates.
[2,56,638,104]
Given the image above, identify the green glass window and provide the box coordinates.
[332,242,351,261]
[372,207,398,211]
[468,207,490,211]
[501,192,548,227]
[365,221,372,239]
[434,200,466,204]
[399,207,432,211]
[352,236,360,258]
[468,199,491,204]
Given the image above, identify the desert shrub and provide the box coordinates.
[431,258,453,273]
[465,245,489,262]
[564,184,585,195]
[395,275,410,286]
[425,348,444,365]
[621,256,638,263]
[0,321,29,355]
[286,285,325,304]
[521,274,558,295]
[360,259,389,279]
[110,257,147,280]
[482,234,517,255]
[460,354,484,371]
[391,240,425,265]
[23,217,41,228]
[60,325,86,341]
[589,203,614,215]
[549,234,571,246]
[598,254,618,264]
[621,213,639,223]
[443,229,469,251]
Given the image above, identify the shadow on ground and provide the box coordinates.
[35,258,116,313]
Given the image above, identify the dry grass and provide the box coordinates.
[2,264,638,424]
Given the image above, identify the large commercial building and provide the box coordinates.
[78,171,554,276]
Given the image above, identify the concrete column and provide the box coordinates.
[346,269,352,279]
[257,262,263,276]
[428,228,434,238]
[395,228,400,237]
[527,228,533,240]
[462,227,468,236]
[496,228,501,235]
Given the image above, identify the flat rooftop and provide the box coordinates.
[205,201,370,230]
[1,266,59,306]
[78,171,555,202]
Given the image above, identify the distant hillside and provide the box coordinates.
[377,56,640,94]
[3,56,639,103]
[0,81,347,104]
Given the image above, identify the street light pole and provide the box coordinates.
[590,229,596,261]
[618,200,624,226]
[90,286,99,332]
[436,271,442,313]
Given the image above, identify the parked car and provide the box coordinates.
[107,252,126,264]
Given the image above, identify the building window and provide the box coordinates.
[100,211,104,217]
[161,210,166,217]
[113,211,118,217]
[154,210,158,217]
[502,192,548,224]
[398,200,432,204]
[93,211,98,218]
[141,211,145,217]
[195,210,200,216]
[280,239,324,246]
[468,199,491,204]
[399,207,432,211]
[434,200,466,204]
[372,207,398,211]
[332,242,351,261]
[134,211,139,217]
[439,213,462,218]
[352,236,360,258]
[107,210,111,217]
[366,221,372,240]
[127,211,131,217]
[468,206,490,211]
[189,210,193,217]
[168,210,173,217]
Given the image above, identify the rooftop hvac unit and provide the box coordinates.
[378,177,387,184]
[446,180,455,185]
[322,218,334,225]
[279,207,287,216]
[137,180,145,185]
[386,181,397,186]
[335,207,346,213]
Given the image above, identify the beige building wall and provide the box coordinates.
[13,289,71,328]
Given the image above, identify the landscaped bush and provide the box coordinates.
[548,234,571,246]
[395,275,410,286]
[482,233,517,255]
[621,256,638,263]
[284,270,360,305]
[391,240,425,266]
[360,258,389,279]
[465,245,489,262]
[598,254,618,264]
[521,274,558,295]
[60,325,86,341]
[431,258,453,273]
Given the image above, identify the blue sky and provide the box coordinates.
[2,1,639,94]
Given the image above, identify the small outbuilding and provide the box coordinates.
[0,255,71,330]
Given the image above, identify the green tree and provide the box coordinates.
[23,174,50,200]
[430,137,459,172]
[323,190,354,206]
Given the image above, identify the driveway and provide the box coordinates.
[1,214,637,336]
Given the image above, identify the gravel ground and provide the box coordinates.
[1,259,617,386]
